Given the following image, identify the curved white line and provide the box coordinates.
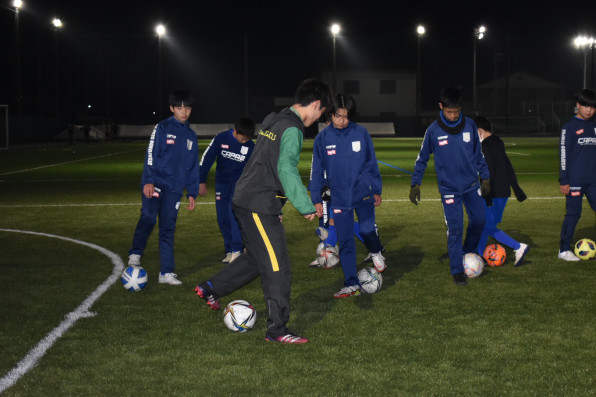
[0,228,124,393]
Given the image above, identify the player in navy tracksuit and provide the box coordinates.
[199,117,255,263]
[558,89,596,261]
[410,87,490,285]
[310,94,385,298]
[127,90,200,285]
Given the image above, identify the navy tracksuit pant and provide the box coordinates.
[215,183,243,253]
[560,184,596,252]
[129,186,181,274]
[441,189,485,275]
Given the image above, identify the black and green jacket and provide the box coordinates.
[233,107,316,216]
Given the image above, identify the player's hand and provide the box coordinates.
[374,194,382,206]
[409,184,420,205]
[315,203,324,218]
[560,184,570,195]
[198,183,207,197]
[481,179,491,197]
[304,213,316,221]
[143,183,155,199]
[187,196,196,210]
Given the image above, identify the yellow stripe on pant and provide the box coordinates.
[252,212,279,272]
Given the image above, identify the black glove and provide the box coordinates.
[481,179,491,197]
[321,185,331,202]
[409,184,420,205]
[512,184,527,202]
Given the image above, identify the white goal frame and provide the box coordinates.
[0,105,8,150]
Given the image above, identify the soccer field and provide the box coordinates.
[0,138,594,395]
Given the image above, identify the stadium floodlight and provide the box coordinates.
[417,25,425,115]
[330,23,341,92]
[156,24,166,37]
[574,35,595,89]
[13,0,22,10]
[52,18,63,29]
[473,25,487,113]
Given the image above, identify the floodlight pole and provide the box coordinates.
[156,25,165,118]
[14,1,22,115]
[416,25,425,117]
[473,25,486,115]
[331,24,340,93]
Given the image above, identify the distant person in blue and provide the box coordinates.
[558,88,596,261]
[409,87,490,286]
[127,90,200,285]
[310,94,385,298]
[473,116,529,266]
[198,117,256,264]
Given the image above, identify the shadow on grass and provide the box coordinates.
[292,245,422,333]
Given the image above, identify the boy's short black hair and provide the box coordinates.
[169,90,194,107]
[439,87,463,108]
[234,116,256,138]
[294,78,333,110]
[330,94,357,119]
[577,89,596,108]
[474,115,492,132]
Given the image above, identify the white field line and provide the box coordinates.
[0,229,125,393]
[0,149,142,176]
[0,196,567,209]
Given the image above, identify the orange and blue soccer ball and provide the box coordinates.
[574,238,596,260]
[483,244,507,267]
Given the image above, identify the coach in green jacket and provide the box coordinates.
[195,78,332,344]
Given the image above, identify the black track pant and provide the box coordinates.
[210,205,291,337]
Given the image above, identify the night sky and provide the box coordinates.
[1,0,594,124]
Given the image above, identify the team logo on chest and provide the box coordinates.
[463,132,471,142]
[187,139,193,150]
[352,141,361,152]
[438,135,448,146]
[241,146,249,155]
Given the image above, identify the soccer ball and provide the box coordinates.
[121,266,148,291]
[316,243,340,269]
[483,244,507,267]
[357,266,383,294]
[223,300,257,332]
[463,253,484,278]
[574,238,596,260]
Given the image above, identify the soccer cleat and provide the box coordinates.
[513,243,530,267]
[315,227,329,242]
[266,331,309,344]
[558,250,580,262]
[333,285,361,298]
[128,254,141,267]
[308,258,321,268]
[222,252,232,263]
[452,272,468,286]
[363,247,386,264]
[229,251,242,263]
[195,283,221,310]
[158,272,183,285]
[371,252,386,272]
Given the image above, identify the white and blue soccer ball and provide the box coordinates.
[463,253,484,278]
[121,266,148,291]
[357,266,383,294]
[223,300,257,332]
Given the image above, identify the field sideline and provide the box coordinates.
[0,137,594,395]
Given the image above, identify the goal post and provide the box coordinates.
[0,105,8,150]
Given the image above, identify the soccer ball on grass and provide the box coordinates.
[574,238,596,260]
[316,243,340,269]
[223,300,257,332]
[463,253,484,278]
[483,243,507,267]
[357,266,383,293]
[121,266,148,291]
